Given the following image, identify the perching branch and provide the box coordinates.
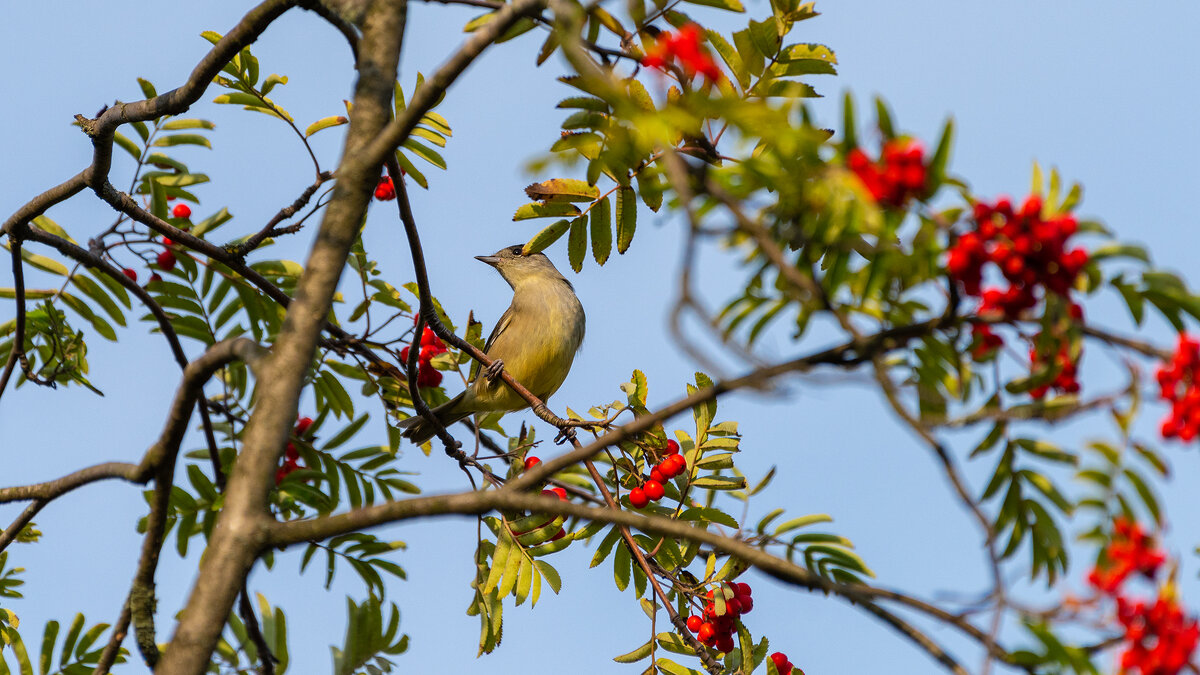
[267,489,1034,672]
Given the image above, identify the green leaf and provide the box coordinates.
[590,196,612,265]
[394,150,428,189]
[678,507,739,529]
[161,118,215,130]
[707,30,748,88]
[113,132,142,161]
[152,134,212,149]
[524,179,600,203]
[684,0,744,12]
[691,475,746,490]
[926,118,954,191]
[402,138,446,169]
[14,248,68,276]
[155,173,210,187]
[137,77,157,99]
[513,202,581,221]
[615,187,636,253]
[522,219,572,255]
[71,276,126,327]
[303,115,348,137]
[1090,244,1151,264]
[773,514,832,534]
[533,560,561,594]
[613,639,653,663]
[192,207,233,237]
[567,216,587,273]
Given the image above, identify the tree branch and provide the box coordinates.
[267,489,1031,670]
[155,1,408,672]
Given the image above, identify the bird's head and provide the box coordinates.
[476,245,571,289]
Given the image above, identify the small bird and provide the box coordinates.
[399,245,585,444]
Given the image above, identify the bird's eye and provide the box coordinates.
[510,246,523,255]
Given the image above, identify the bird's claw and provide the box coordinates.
[485,359,505,382]
[554,427,577,445]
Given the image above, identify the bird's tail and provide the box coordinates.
[398,393,470,444]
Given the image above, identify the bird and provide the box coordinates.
[399,245,585,444]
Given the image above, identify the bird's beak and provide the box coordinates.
[475,255,501,266]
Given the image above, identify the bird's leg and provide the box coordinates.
[553,426,578,445]
[485,358,505,382]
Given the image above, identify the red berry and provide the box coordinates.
[374,176,396,201]
[416,360,442,387]
[726,597,741,615]
[295,416,314,434]
[285,442,299,461]
[156,249,177,271]
[162,236,175,247]
[551,487,568,501]
[643,479,664,501]
[121,268,137,282]
[148,273,163,283]
[697,623,715,645]
[716,634,735,653]
[629,487,649,509]
[686,615,702,633]
[735,582,752,597]
[665,439,680,455]
[650,467,666,484]
[524,456,542,470]
[672,451,691,473]
[171,203,192,219]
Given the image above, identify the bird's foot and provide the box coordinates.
[485,359,505,382]
[554,426,577,445]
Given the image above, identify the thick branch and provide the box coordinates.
[155,2,408,672]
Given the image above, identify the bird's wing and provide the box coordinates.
[469,304,515,381]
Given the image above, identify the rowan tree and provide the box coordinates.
[1,2,1198,675]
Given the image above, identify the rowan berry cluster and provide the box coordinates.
[641,24,722,82]
[1027,335,1080,399]
[374,175,396,201]
[401,324,448,388]
[1087,518,1165,594]
[685,581,755,655]
[1087,518,1197,675]
[768,651,796,675]
[276,415,313,484]
[628,439,686,509]
[846,139,927,208]
[515,457,568,541]
[1116,595,1199,675]
[969,324,1004,361]
[947,195,1088,314]
[1156,334,1200,441]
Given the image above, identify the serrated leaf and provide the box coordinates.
[567,216,587,273]
[615,187,636,253]
[590,196,612,265]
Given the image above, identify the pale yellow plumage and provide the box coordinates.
[399,245,585,444]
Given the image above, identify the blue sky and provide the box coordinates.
[3,2,1200,673]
